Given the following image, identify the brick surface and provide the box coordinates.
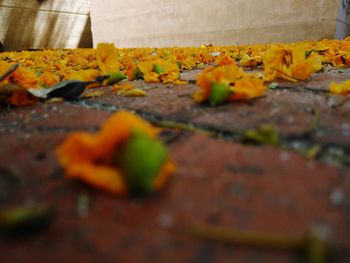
[0,69,350,262]
[77,78,350,151]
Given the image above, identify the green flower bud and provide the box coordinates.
[107,72,127,85]
[153,64,165,75]
[209,82,232,107]
[113,130,168,195]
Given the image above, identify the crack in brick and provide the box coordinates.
[0,125,98,134]
[69,99,350,167]
[271,85,330,95]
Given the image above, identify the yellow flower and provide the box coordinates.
[39,71,60,87]
[196,64,245,101]
[64,69,100,82]
[112,83,135,93]
[263,46,322,82]
[96,43,122,74]
[239,53,262,67]
[329,80,350,95]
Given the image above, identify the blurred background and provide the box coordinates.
[0,0,93,51]
[0,0,348,51]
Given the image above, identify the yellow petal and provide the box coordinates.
[123,88,147,97]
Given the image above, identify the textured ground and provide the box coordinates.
[0,68,350,262]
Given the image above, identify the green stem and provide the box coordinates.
[188,224,304,250]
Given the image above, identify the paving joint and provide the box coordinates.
[69,98,350,168]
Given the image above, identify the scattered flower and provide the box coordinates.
[1,39,350,107]
[82,90,105,98]
[96,43,122,74]
[239,53,262,67]
[194,63,266,106]
[56,111,175,195]
[329,80,350,95]
[123,89,147,97]
[263,45,322,82]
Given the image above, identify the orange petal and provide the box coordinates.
[67,163,127,195]
[153,160,176,190]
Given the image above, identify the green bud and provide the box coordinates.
[153,64,165,74]
[209,82,232,107]
[0,205,54,235]
[268,82,279,90]
[107,72,127,85]
[113,130,168,195]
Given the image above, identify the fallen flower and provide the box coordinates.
[81,90,105,98]
[0,83,37,106]
[96,43,122,74]
[3,39,350,107]
[263,45,322,82]
[112,83,134,94]
[0,63,38,106]
[123,89,147,97]
[239,53,262,67]
[137,59,187,84]
[194,63,266,106]
[329,80,350,95]
[64,69,101,82]
[56,111,175,195]
[112,82,147,96]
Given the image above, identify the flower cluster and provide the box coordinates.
[2,38,350,106]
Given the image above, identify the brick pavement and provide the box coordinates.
[0,69,350,262]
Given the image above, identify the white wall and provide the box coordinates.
[90,0,339,47]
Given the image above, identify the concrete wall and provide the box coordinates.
[0,0,92,51]
[91,0,339,48]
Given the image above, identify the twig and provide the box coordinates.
[0,64,19,82]
[187,224,328,263]
[187,224,304,250]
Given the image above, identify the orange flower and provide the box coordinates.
[216,55,236,66]
[125,61,137,81]
[9,90,37,106]
[137,59,186,84]
[12,67,39,88]
[194,63,266,106]
[0,62,38,88]
[39,71,60,87]
[56,111,175,195]
[195,64,245,101]
[229,76,266,101]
